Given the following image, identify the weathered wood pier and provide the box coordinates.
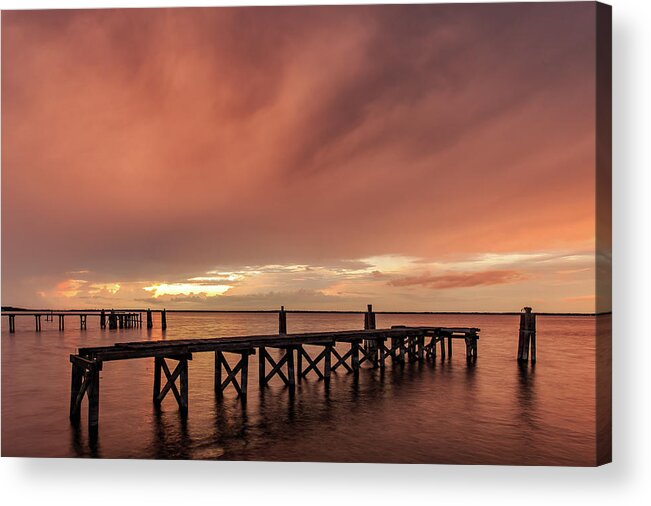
[69,305,479,436]
[2,309,169,333]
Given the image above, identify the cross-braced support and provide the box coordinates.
[331,343,358,374]
[380,336,407,365]
[152,354,192,414]
[258,346,296,390]
[215,350,253,399]
[296,343,333,384]
[424,333,439,360]
[357,338,382,368]
[69,355,103,432]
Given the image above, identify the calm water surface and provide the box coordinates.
[2,313,598,464]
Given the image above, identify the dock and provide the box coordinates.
[68,305,479,436]
[3,308,167,332]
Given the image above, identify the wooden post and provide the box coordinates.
[351,341,360,377]
[35,315,41,332]
[363,304,378,367]
[259,347,266,388]
[447,335,453,358]
[88,367,100,432]
[153,357,162,403]
[215,351,223,397]
[100,309,106,328]
[517,307,536,363]
[146,309,153,329]
[418,335,425,361]
[296,344,303,382]
[58,314,65,331]
[108,310,117,329]
[80,315,87,330]
[324,345,332,385]
[161,309,167,330]
[69,364,82,424]
[240,352,249,399]
[287,347,296,392]
[440,335,446,359]
[279,306,287,335]
[179,356,189,414]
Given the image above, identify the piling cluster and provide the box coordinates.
[517,307,537,363]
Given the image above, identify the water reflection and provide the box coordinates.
[516,362,537,428]
[4,313,599,464]
[151,408,191,459]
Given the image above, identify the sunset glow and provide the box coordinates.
[1,4,600,312]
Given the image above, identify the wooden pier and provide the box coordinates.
[69,306,479,436]
[2,309,165,333]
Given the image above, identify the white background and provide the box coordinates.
[0,0,648,504]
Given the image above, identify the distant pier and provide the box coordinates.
[2,309,168,332]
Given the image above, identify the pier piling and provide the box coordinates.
[279,306,287,335]
[109,310,117,330]
[363,304,378,367]
[146,309,153,329]
[517,307,537,363]
[161,309,167,330]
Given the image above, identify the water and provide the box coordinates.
[1,312,599,464]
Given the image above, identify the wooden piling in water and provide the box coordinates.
[363,304,378,367]
[100,309,106,329]
[161,309,167,330]
[8,314,16,333]
[146,309,153,329]
[279,306,287,335]
[108,310,117,330]
[517,307,536,363]
[34,314,41,332]
[58,314,65,331]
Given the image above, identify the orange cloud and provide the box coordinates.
[388,270,526,289]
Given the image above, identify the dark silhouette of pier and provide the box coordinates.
[68,305,480,437]
[3,308,167,332]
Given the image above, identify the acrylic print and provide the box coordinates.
[1,2,611,465]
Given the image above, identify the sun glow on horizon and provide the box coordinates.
[143,283,232,298]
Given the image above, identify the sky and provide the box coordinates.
[1,3,602,312]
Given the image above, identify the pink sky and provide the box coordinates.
[2,4,602,312]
